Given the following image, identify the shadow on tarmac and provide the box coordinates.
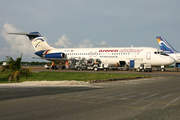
[0,86,100,101]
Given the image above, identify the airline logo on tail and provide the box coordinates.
[33,38,45,48]
[156,36,178,53]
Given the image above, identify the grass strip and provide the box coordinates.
[0,71,151,83]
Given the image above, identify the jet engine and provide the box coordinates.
[44,52,65,59]
[35,50,65,59]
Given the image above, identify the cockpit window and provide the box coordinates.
[154,51,169,56]
[160,51,169,56]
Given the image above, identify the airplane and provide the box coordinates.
[156,36,180,69]
[8,32,175,71]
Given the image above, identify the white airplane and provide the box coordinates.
[8,32,175,71]
[157,36,180,69]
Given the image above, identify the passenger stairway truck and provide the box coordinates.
[129,59,152,72]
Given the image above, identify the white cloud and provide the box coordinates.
[54,34,73,48]
[78,39,94,48]
[55,35,111,48]
[95,41,111,47]
[0,23,34,56]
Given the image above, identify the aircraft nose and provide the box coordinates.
[169,56,175,64]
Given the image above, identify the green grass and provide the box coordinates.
[0,71,151,83]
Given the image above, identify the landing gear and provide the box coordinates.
[161,68,165,72]
[161,65,165,72]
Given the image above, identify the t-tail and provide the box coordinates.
[156,36,179,53]
[8,32,54,52]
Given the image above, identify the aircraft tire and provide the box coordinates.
[161,68,165,72]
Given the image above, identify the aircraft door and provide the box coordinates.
[130,60,134,68]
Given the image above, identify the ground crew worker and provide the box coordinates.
[52,62,54,66]
[65,61,69,69]
[115,62,119,67]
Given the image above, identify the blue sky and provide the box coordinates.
[1,0,180,62]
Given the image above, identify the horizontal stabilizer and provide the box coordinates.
[7,32,42,38]
[7,32,38,36]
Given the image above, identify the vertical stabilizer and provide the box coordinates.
[156,36,178,53]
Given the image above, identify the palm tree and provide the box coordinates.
[2,53,31,83]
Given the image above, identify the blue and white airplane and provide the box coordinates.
[8,32,175,71]
[157,36,180,69]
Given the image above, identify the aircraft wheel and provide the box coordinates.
[161,68,165,72]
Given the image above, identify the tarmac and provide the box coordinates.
[1,66,180,120]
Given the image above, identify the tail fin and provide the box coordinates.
[156,36,178,53]
[8,32,53,51]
